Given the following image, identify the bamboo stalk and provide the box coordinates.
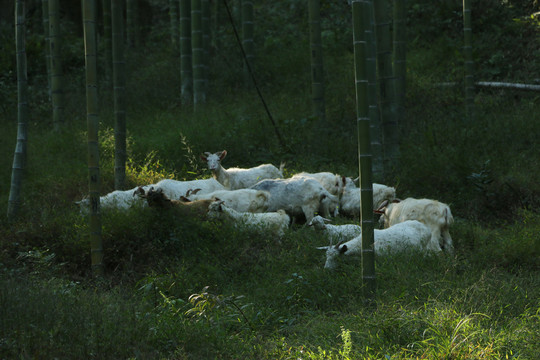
[234,0,243,33]
[373,0,399,180]
[242,0,254,87]
[213,0,220,50]
[49,0,64,131]
[8,0,29,220]
[365,0,382,182]
[170,0,179,49]
[83,0,104,276]
[476,81,540,91]
[202,0,211,90]
[180,0,193,104]
[192,0,205,107]
[41,0,52,99]
[112,0,126,190]
[308,0,326,123]
[102,0,112,81]
[463,0,474,121]
[352,0,376,302]
[393,0,406,123]
[435,81,540,91]
[126,0,138,48]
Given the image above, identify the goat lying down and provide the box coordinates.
[339,178,397,218]
[186,188,270,213]
[319,220,432,269]
[137,187,215,218]
[155,178,225,199]
[376,197,454,253]
[76,185,152,214]
[308,215,362,242]
[76,178,224,214]
[250,177,339,224]
[208,200,290,238]
[201,150,284,190]
[291,172,346,198]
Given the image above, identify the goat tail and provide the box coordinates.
[279,161,286,176]
[444,206,455,225]
[253,191,271,212]
[256,190,270,202]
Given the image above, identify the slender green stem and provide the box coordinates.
[352,0,376,302]
[83,0,104,276]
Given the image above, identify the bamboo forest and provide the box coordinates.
[0,0,539,358]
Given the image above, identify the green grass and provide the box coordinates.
[1,205,538,358]
[1,225,538,358]
[1,1,539,358]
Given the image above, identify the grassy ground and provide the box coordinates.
[1,1,539,358]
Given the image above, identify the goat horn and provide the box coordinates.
[376,200,389,212]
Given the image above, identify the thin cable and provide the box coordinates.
[222,0,286,150]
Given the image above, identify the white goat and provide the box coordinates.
[186,188,270,213]
[377,198,454,253]
[77,185,151,213]
[250,177,339,224]
[154,178,225,199]
[291,172,347,198]
[319,220,432,269]
[208,200,290,238]
[339,179,396,218]
[308,215,362,242]
[77,178,224,213]
[200,150,283,190]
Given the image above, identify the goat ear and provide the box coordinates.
[339,244,348,254]
[133,186,145,197]
[200,154,208,161]
[180,196,191,202]
[218,150,227,160]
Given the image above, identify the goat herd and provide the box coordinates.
[77,150,454,269]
